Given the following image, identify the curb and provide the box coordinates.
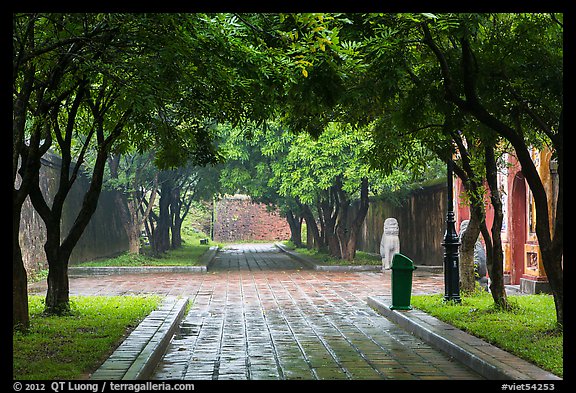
[91,296,188,380]
[69,266,206,275]
[201,246,219,271]
[70,246,219,276]
[367,295,561,381]
[274,242,382,272]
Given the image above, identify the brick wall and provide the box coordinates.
[213,195,291,242]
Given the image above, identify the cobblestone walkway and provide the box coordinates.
[157,244,482,380]
[28,244,483,380]
[208,243,306,271]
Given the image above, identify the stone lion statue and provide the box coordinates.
[380,218,400,270]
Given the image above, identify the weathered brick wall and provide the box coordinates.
[18,153,129,277]
[213,195,291,242]
[355,182,447,266]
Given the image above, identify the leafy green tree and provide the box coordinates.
[418,13,563,325]
[106,151,159,254]
[341,13,562,323]
[13,13,281,319]
[145,163,221,254]
[266,123,375,261]
[267,12,561,317]
[217,122,306,246]
[13,13,128,325]
[359,23,511,302]
[14,13,100,329]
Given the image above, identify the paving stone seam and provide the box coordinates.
[284,273,385,379]
[291,270,458,379]
[210,272,230,380]
[182,277,218,380]
[262,275,320,379]
[367,296,561,381]
[176,275,209,379]
[239,273,253,379]
[317,272,484,379]
[259,276,310,379]
[247,273,285,379]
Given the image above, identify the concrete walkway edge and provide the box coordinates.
[367,295,561,380]
[91,296,188,380]
[70,246,219,276]
[69,266,207,275]
[274,242,382,272]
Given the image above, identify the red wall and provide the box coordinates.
[213,196,291,242]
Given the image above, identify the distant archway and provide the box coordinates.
[511,172,527,285]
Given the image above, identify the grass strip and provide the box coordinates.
[13,295,161,380]
[76,234,214,267]
[411,292,563,377]
[282,241,381,266]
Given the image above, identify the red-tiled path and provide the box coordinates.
[29,244,483,380]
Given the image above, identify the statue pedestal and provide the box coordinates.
[520,276,551,294]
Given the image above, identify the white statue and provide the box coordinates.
[380,218,400,270]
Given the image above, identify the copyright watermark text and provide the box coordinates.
[502,384,556,391]
[13,382,194,393]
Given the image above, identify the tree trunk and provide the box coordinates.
[13,231,29,330]
[300,203,322,250]
[170,187,182,249]
[13,252,29,329]
[13,179,31,330]
[534,144,563,327]
[484,144,510,310]
[459,213,481,293]
[172,216,183,249]
[144,212,156,252]
[326,226,340,258]
[13,81,50,330]
[28,120,121,315]
[127,225,141,254]
[319,190,340,258]
[481,222,509,309]
[286,210,303,247]
[44,257,70,315]
[335,177,369,262]
[13,65,36,328]
[541,245,563,328]
[339,231,358,261]
[153,176,173,254]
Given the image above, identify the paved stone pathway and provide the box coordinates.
[28,243,483,380]
[208,243,306,271]
[157,244,482,380]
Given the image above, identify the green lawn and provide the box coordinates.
[76,231,216,267]
[282,241,381,266]
[411,292,563,377]
[13,295,161,380]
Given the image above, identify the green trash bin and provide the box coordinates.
[390,253,417,310]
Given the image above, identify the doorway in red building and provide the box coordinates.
[511,172,527,285]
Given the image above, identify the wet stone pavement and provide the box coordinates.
[29,243,483,380]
